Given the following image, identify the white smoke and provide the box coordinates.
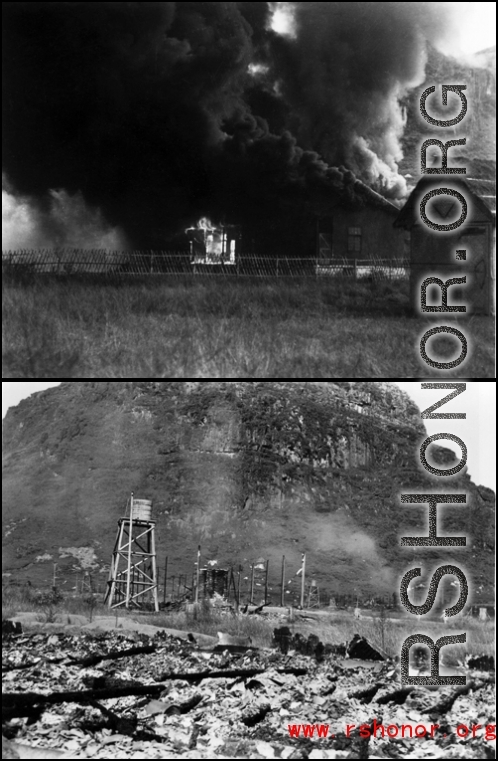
[2,176,128,251]
[348,136,410,201]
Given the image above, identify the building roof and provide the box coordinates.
[394,174,496,228]
[351,180,400,214]
[465,177,496,215]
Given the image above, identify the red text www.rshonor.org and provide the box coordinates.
[288,721,496,741]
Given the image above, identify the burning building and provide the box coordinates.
[186,218,242,266]
[2,3,476,253]
[316,183,409,265]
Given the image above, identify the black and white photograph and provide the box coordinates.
[2,2,496,378]
[2,380,496,759]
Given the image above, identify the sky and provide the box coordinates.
[270,2,496,56]
[2,382,495,491]
[395,382,496,492]
[442,2,496,56]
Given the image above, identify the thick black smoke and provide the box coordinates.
[2,2,455,248]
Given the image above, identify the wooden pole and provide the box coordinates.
[126,493,134,608]
[195,545,201,604]
[265,560,269,606]
[163,557,168,605]
[281,555,286,607]
[150,522,159,612]
[300,553,306,609]
[250,564,255,605]
[236,566,241,611]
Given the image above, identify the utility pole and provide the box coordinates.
[281,555,286,607]
[265,560,269,605]
[300,553,306,609]
[163,556,168,605]
[195,545,201,604]
[250,564,255,605]
[236,565,242,611]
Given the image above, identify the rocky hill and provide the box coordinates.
[2,382,495,605]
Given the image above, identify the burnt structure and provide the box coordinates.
[197,567,229,599]
[186,220,241,266]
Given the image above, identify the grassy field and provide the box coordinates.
[2,273,494,378]
[3,585,494,664]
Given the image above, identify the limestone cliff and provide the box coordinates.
[2,382,494,603]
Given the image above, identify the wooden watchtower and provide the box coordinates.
[105,493,159,611]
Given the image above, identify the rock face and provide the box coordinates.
[2,382,495,602]
[400,43,496,179]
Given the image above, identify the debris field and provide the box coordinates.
[1,625,495,760]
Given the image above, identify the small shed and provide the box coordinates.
[186,219,241,265]
[394,175,496,315]
[469,603,495,620]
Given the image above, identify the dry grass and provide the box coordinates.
[3,274,494,377]
[3,584,493,665]
[291,611,495,665]
[141,603,276,648]
[1,584,118,624]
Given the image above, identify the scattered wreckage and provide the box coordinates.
[1,618,495,760]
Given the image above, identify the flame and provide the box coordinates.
[248,63,269,76]
[185,216,218,235]
[196,216,216,231]
[185,217,237,264]
[269,2,297,39]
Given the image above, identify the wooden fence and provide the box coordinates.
[2,249,410,280]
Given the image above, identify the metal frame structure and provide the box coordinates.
[105,495,159,611]
[307,579,320,609]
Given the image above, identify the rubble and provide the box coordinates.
[346,634,385,661]
[1,621,22,637]
[467,654,495,671]
[273,628,345,660]
[1,626,495,759]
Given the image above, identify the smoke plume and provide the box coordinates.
[2,176,127,251]
[2,2,456,248]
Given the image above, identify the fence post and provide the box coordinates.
[276,257,279,278]
[354,258,357,281]
[150,251,154,275]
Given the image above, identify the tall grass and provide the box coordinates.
[3,274,493,377]
[1,584,275,646]
[293,612,495,665]
[2,584,114,623]
[3,584,493,664]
